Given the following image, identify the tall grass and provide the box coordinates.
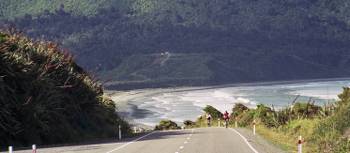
[189,88,350,152]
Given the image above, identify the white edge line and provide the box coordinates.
[229,128,259,153]
[105,131,157,153]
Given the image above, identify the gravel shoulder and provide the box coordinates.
[235,128,286,153]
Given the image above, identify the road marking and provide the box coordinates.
[186,137,190,140]
[229,129,259,153]
[105,131,157,153]
[179,146,184,149]
[184,141,188,144]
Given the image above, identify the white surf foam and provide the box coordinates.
[120,79,350,126]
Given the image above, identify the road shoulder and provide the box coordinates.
[233,128,286,153]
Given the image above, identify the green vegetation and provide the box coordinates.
[312,88,350,152]
[183,120,196,128]
[0,0,132,19]
[203,105,223,119]
[184,88,350,152]
[101,53,212,89]
[3,0,350,88]
[0,31,129,148]
[155,120,180,130]
[181,105,225,128]
[227,88,350,152]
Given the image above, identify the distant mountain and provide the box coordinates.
[2,0,350,89]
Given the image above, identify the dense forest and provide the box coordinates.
[0,31,129,147]
[2,0,350,89]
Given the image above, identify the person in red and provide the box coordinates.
[223,111,230,128]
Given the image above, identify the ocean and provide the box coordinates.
[112,79,350,126]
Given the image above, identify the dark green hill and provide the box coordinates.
[0,31,129,148]
[2,0,350,89]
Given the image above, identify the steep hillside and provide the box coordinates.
[0,31,129,147]
[101,52,350,89]
[2,0,350,88]
[0,0,131,19]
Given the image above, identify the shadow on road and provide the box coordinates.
[9,130,198,152]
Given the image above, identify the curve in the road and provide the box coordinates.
[229,128,259,153]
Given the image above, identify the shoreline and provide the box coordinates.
[106,77,350,127]
[104,77,350,92]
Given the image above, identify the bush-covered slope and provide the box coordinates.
[2,0,350,88]
[226,88,350,152]
[188,87,350,152]
[0,31,129,147]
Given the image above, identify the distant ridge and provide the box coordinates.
[2,0,350,89]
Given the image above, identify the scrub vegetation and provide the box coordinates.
[186,88,350,152]
[0,31,129,148]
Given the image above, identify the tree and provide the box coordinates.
[203,105,223,119]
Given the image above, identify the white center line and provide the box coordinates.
[105,131,157,153]
[179,146,184,149]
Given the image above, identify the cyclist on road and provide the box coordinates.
[223,111,230,128]
[206,114,212,127]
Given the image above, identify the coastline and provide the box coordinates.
[105,77,350,127]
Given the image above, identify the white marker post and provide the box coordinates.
[8,146,13,153]
[235,117,238,128]
[218,119,221,127]
[298,136,303,153]
[118,125,122,140]
[253,120,256,135]
[134,127,137,133]
[32,144,37,153]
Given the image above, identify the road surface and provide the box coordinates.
[8,128,283,153]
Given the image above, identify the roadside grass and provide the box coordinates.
[256,125,297,152]
[256,119,320,153]
[192,118,320,152]
[183,88,350,152]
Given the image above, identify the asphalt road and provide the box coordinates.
[8,128,282,153]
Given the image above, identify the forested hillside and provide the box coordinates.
[2,0,350,89]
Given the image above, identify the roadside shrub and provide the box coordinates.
[184,120,196,128]
[231,103,249,118]
[238,110,255,127]
[155,120,180,130]
[312,88,350,152]
[292,102,322,118]
[255,104,280,128]
[203,105,223,119]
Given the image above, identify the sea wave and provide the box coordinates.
[116,79,350,126]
